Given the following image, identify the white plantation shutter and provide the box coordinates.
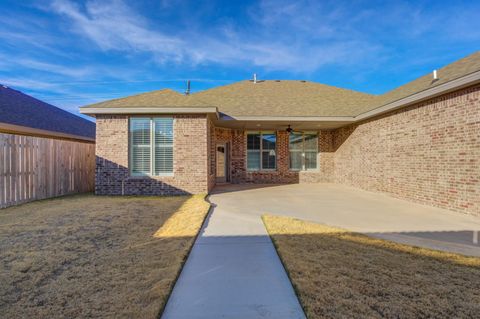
[154,118,174,175]
[130,118,151,175]
[130,117,174,176]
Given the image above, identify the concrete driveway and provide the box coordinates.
[162,183,480,319]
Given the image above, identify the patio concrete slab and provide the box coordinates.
[210,183,480,256]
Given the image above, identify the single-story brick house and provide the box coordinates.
[81,52,480,216]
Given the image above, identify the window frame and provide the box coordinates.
[289,132,319,171]
[129,117,174,177]
[246,131,277,171]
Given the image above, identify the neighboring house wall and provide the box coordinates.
[95,114,209,195]
[0,132,95,208]
[333,84,480,215]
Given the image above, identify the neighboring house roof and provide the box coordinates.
[0,85,95,141]
[80,51,480,120]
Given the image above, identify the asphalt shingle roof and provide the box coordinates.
[0,86,95,139]
[192,80,376,117]
[81,51,480,117]
[369,51,480,112]
[85,88,212,108]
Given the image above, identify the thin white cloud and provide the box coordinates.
[49,0,377,72]
[10,57,92,78]
[0,78,64,91]
[51,0,185,61]
[0,77,125,110]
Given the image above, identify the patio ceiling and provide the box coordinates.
[212,114,354,130]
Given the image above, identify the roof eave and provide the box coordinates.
[0,122,95,143]
[80,107,219,118]
[355,69,480,121]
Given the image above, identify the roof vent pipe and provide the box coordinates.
[185,80,191,95]
[433,69,438,80]
[253,73,257,84]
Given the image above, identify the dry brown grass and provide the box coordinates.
[0,193,210,319]
[262,215,480,319]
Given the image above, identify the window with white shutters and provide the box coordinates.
[129,117,174,176]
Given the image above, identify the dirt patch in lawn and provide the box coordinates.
[0,194,210,318]
[262,215,480,319]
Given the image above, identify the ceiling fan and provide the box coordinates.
[285,125,304,134]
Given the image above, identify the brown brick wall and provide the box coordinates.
[207,118,216,191]
[209,128,334,185]
[333,84,480,215]
[95,114,209,195]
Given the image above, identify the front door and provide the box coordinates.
[216,144,228,183]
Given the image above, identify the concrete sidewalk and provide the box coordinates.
[161,193,306,319]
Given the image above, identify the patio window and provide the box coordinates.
[247,131,276,171]
[130,117,173,176]
[289,132,318,170]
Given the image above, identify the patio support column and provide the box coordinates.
[231,129,246,183]
[276,130,290,174]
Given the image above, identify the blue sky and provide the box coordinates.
[1,0,479,121]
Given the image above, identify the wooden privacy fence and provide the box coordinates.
[0,133,95,208]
